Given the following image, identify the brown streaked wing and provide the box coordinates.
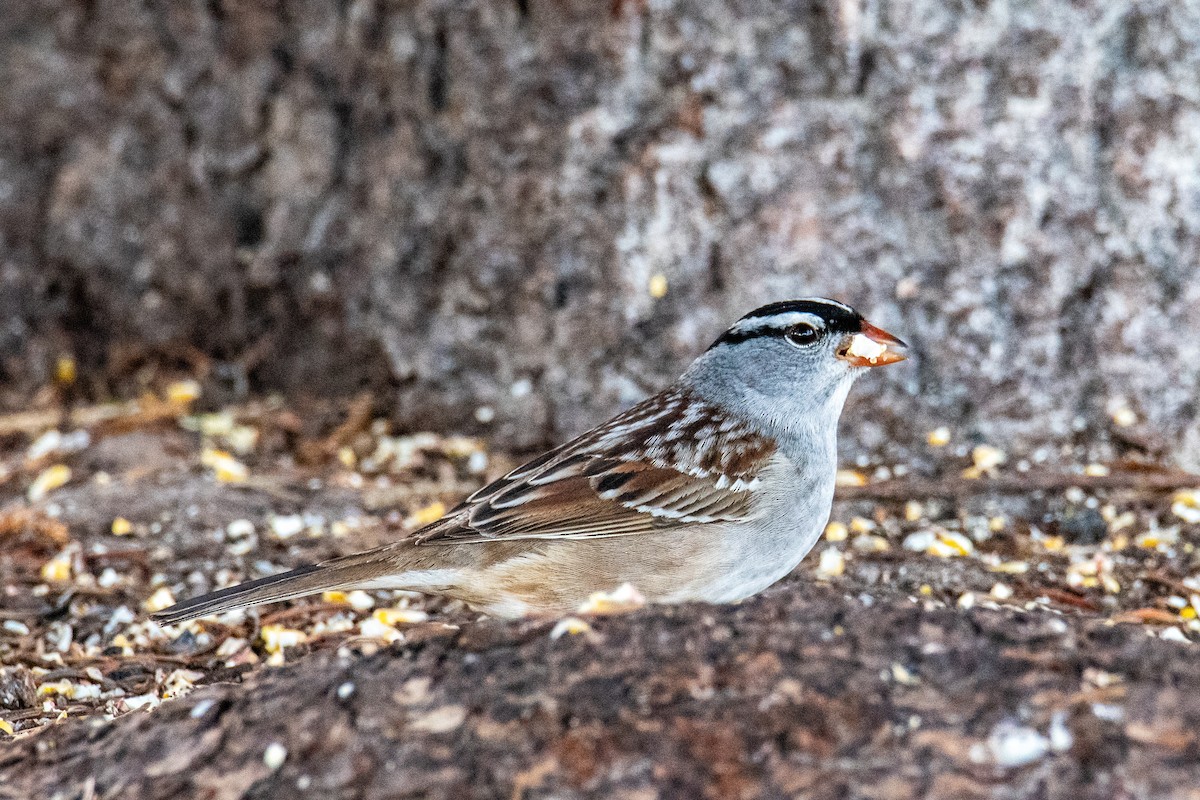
[410,388,777,545]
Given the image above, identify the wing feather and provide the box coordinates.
[411,388,777,545]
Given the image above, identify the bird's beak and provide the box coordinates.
[837,321,908,367]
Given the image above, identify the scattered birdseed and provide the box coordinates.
[358,616,403,643]
[337,682,355,700]
[824,521,849,542]
[269,514,306,540]
[1172,491,1200,525]
[166,379,202,405]
[467,450,489,474]
[226,519,255,540]
[890,663,920,685]
[990,582,1014,601]
[1110,407,1138,427]
[200,448,248,483]
[345,591,376,611]
[260,625,308,654]
[986,719,1051,767]
[373,607,428,626]
[929,530,975,557]
[648,274,669,298]
[815,547,845,579]
[407,704,467,734]
[28,464,72,501]
[3,619,30,635]
[27,430,90,462]
[39,548,74,583]
[835,470,868,487]
[160,669,205,700]
[926,427,951,447]
[1083,463,1110,477]
[142,587,177,613]
[550,617,594,639]
[849,516,875,534]
[110,517,134,536]
[0,719,13,736]
[904,501,924,522]
[577,583,646,615]
[962,445,1006,479]
[120,693,161,712]
[852,534,889,553]
[407,502,446,527]
[263,742,288,771]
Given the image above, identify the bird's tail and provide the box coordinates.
[151,554,395,625]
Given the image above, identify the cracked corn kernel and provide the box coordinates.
[40,549,73,583]
[1172,491,1200,524]
[0,719,12,736]
[648,274,668,299]
[359,616,403,643]
[1083,463,1110,477]
[165,380,201,405]
[54,355,77,385]
[963,446,1006,479]
[28,464,71,502]
[926,427,951,447]
[374,607,428,626]
[849,516,875,534]
[143,586,176,613]
[928,530,974,557]
[1111,407,1137,427]
[111,517,133,536]
[824,521,849,542]
[1181,607,1197,621]
[918,585,932,596]
[407,501,446,527]
[904,501,924,522]
[260,625,308,653]
[550,617,593,639]
[577,582,646,615]
[200,448,248,483]
[835,469,867,487]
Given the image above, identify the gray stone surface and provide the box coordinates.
[2,0,1199,463]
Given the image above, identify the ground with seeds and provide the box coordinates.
[2,393,1200,799]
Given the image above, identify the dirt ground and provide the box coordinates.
[2,391,1200,799]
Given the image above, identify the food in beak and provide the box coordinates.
[838,321,908,367]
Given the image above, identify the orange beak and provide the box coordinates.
[836,320,908,368]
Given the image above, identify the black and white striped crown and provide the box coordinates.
[709,299,863,348]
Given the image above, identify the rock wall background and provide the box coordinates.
[3,0,1199,464]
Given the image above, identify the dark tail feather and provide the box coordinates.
[152,558,382,625]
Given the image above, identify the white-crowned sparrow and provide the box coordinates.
[155,298,906,623]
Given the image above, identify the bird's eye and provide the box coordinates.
[784,323,821,347]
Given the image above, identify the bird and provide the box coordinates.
[154,298,907,624]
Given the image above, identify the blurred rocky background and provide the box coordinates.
[3,0,1199,465]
